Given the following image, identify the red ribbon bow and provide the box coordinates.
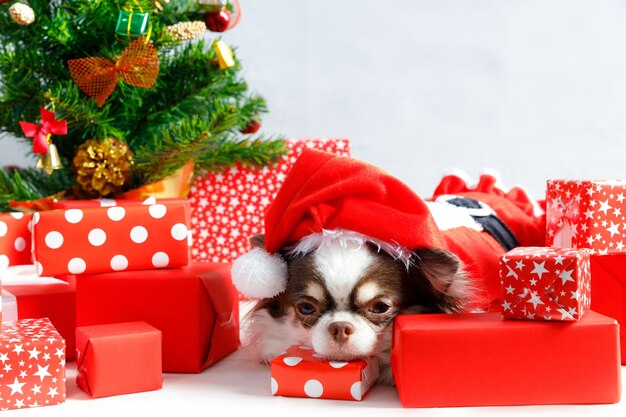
[19,107,68,154]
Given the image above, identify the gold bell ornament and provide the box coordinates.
[18,106,67,175]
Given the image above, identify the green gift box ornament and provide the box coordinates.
[115,10,150,39]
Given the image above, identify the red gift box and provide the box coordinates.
[76,321,163,398]
[547,179,626,253]
[0,318,66,410]
[32,200,191,276]
[392,311,621,407]
[2,265,77,360]
[0,212,32,269]
[75,262,239,372]
[189,139,350,264]
[590,253,626,364]
[499,247,591,320]
[270,345,379,401]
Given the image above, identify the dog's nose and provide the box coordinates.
[328,321,355,344]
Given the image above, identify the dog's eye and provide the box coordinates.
[296,302,317,316]
[369,301,391,314]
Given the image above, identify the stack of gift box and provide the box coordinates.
[0,139,350,410]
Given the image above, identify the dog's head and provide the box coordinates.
[250,231,471,361]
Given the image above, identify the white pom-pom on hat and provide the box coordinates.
[231,247,288,298]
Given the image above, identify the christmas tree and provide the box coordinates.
[0,0,285,211]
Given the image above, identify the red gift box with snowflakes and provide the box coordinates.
[546,179,626,253]
[499,247,591,321]
[0,212,32,269]
[270,345,379,401]
[0,318,66,411]
[31,200,190,276]
[189,139,350,264]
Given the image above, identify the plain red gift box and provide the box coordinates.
[76,321,163,398]
[590,253,626,364]
[3,273,77,360]
[75,262,239,373]
[392,311,621,408]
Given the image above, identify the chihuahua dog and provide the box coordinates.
[234,150,544,385]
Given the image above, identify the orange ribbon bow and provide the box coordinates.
[68,38,160,107]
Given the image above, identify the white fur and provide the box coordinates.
[231,247,287,298]
[425,200,484,232]
[355,281,380,306]
[289,229,413,269]
[311,311,379,361]
[312,238,374,309]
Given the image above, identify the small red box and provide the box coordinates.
[392,311,621,407]
[0,211,32,268]
[499,247,591,320]
[0,318,66,410]
[189,139,350,264]
[590,253,626,364]
[270,345,379,401]
[32,200,190,276]
[75,262,239,372]
[547,179,626,253]
[3,265,77,359]
[76,321,163,398]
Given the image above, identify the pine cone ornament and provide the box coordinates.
[9,3,35,26]
[163,21,206,41]
[73,138,134,197]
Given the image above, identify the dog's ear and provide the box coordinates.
[249,234,265,249]
[406,248,473,313]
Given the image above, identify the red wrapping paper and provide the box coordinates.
[547,179,626,253]
[392,311,621,407]
[499,247,591,320]
[590,253,626,364]
[270,345,379,401]
[0,212,32,269]
[75,262,239,373]
[32,200,190,276]
[189,139,350,264]
[2,265,77,359]
[0,318,66,410]
[76,321,163,398]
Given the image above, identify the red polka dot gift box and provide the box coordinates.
[0,211,32,269]
[270,345,379,401]
[189,139,350,264]
[547,179,626,253]
[0,318,66,411]
[499,247,591,321]
[31,199,191,277]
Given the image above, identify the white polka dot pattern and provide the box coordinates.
[30,201,190,276]
[269,344,379,401]
[189,140,351,267]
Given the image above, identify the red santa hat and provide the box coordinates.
[232,149,446,299]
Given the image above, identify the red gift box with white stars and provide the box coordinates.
[0,212,32,269]
[31,200,191,277]
[0,318,66,411]
[499,247,591,321]
[270,345,379,401]
[392,312,621,407]
[546,179,626,253]
[189,139,350,264]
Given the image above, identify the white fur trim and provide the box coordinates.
[287,229,413,269]
[425,200,484,232]
[231,248,288,298]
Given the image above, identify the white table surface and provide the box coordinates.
[9,341,625,417]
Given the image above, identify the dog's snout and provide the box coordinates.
[328,321,355,344]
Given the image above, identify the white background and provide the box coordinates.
[3,0,626,197]
[2,1,626,414]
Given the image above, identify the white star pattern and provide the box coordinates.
[547,180,626,253]
[188,140,351,273]
[501,247,590,321]
[0,319,65,410]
